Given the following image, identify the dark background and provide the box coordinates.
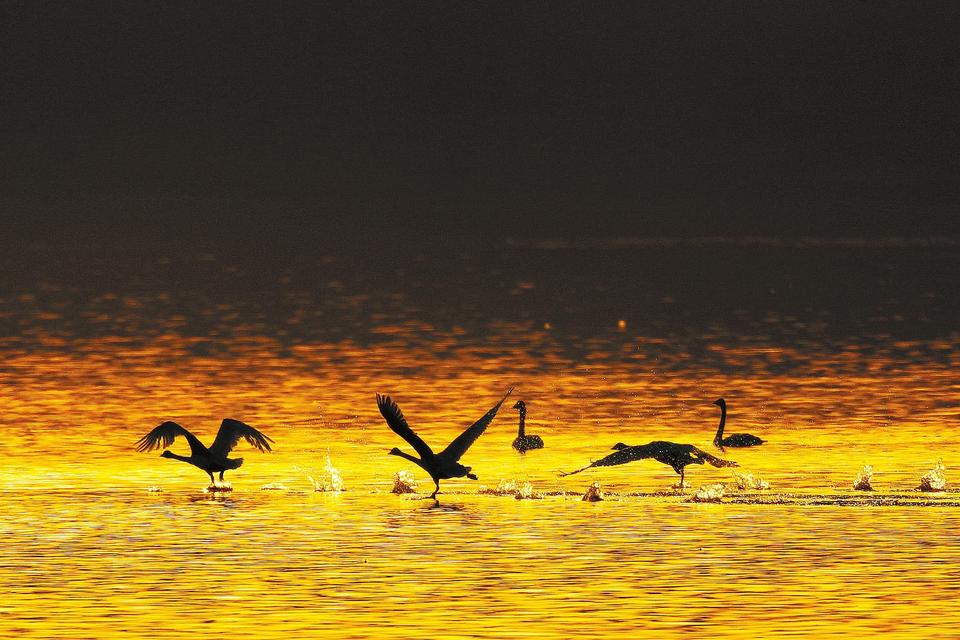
[2,1,958,248]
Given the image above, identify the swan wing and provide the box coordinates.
[594,444,661,466]
[440,387,514,461]
[377,394,435,460]
[135,421,208,457]
[209,419,274,457]
[559,445,658,476]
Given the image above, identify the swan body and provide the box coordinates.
[136,419,273,485]
[511,400,544,452]
[561,440,737,488]
[378,388,513,499]
[712,398,764,450]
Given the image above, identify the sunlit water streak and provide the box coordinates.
[0,239,958,637]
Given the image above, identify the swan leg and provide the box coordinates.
[208,471,216,486]
[679,469,685,491]
[218,471,225,483]
[429,478,440,499]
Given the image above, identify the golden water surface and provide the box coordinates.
[1,240,958,638]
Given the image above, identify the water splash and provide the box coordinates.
[261,482,290,491]
[919,459,946,492]
[733,471,770,491]
[203,483,233,493]
[391,470,418,494]
[688,483,725,503]
[478,479,543,500]
[853,465,874,491]
[582,481,604,502]
[307,451,345,492]
[145,486,162,493]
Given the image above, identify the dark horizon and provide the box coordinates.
[3,1,959,245]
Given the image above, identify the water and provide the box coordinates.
[0,237,958,637]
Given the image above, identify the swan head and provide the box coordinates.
[513,400,526,411]
[713,398,726,408]
[388,447,403,457]
[160,450,175,459]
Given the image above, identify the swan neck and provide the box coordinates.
[714,403,727,445]
[391,449,423,466]
[166,452,192,463]
[517,410,526,437]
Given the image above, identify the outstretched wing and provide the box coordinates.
[690,446,738,468]
[135,421,208,457]
[559,444,658,476]
[377,393,435,460]
[440,387,514,461]
[208,419,274,458]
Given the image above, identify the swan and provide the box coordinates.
[712,398,764,450]
[377,388,513,499]
[511,400,544,452]
[135,419,274,485]
[560,440,737,488]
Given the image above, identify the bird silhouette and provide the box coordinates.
[377,388,513,499]
[560,440,737,488]
[511,400,544,453]
[135,419,274,485]
[712,398,764,451]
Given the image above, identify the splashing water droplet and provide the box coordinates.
[582,481,604,502]
[688,483,725,503]
[733,470,770,491]
[853,465,874,491]
[478,479,543,500]
[919,459,946,492]
[307,451,345,492]
[391,470,417,494]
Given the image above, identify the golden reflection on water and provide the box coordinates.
[1,326,959,638]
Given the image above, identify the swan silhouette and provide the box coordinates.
[135,419,274,485]
[560,440,737,488]
[511,400,544,452]
[712,398,764,451]
[377,388,513,499]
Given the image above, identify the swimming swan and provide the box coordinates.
[511,400,544,453]
[712,398,764,451]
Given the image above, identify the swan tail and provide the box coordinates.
[690,447,739,468]
[697,450,737,468]
[228,458,244,469]
[715,459,738,468]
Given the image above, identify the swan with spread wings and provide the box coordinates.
[561,440,737,489]
[136,418,274,485]
[377,388,513,499]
